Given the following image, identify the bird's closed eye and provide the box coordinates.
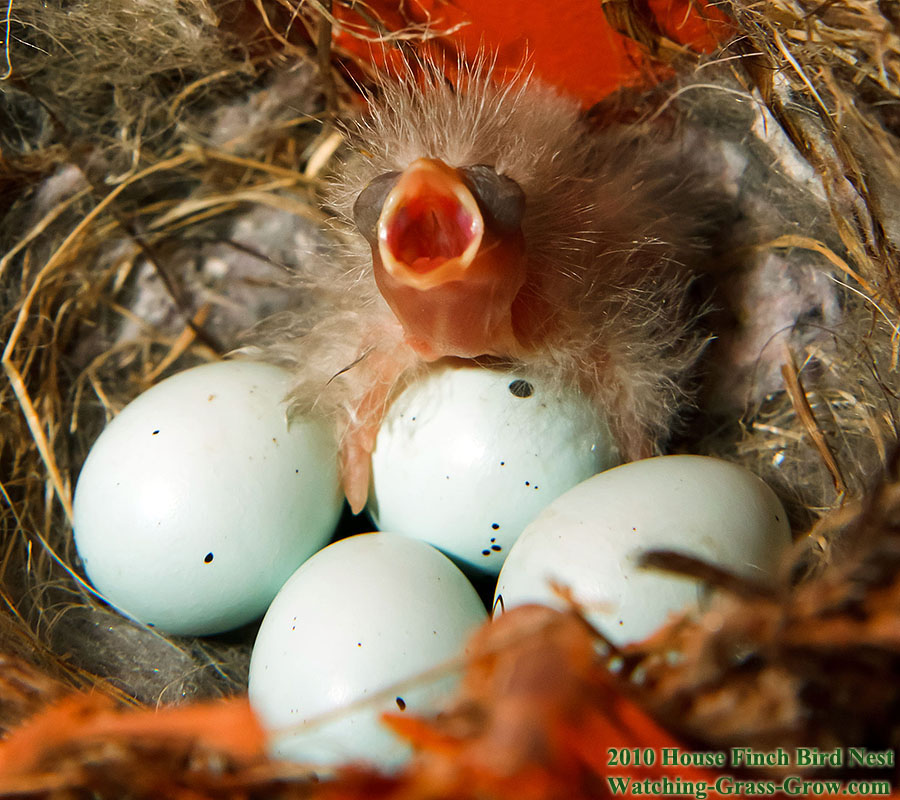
[460,165,526,233]
[353,170,400,244]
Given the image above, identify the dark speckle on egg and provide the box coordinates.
[151,430,160,436]
[508,379,534,398]
[491,523,500,530]
[204,552,214,563]
[482,549,490,556]
[395,697,406,710]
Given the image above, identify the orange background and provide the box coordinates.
[332,0,730,106]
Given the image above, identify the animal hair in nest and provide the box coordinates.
[1,0,900,785]
[1,0,242,228]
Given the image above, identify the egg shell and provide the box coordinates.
[369,363,620,574]
[494,455,791,645]
[73,360,343,636]
[248,532,487,769]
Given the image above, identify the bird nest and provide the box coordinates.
[2,0,900,796]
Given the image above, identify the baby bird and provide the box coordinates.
[259,59,713,513]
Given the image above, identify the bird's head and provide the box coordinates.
[353,158,529,359]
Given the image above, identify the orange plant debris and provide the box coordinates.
[0,607,729,799]
[6,605,900,798]
[321,606,724,800]
[0,693,268,797]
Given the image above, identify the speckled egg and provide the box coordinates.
[369,363,620,574]
[248,532,487,770]
[73,360,343,636]
[495,455,792,644]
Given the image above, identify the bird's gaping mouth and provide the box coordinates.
[377,158,484,290]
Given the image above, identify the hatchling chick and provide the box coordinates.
[257,59,716,514]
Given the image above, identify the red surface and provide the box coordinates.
[332,0,731,106]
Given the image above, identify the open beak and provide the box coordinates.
[367,157,529,360]
[376,159,485,291]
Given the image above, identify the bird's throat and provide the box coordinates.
[372,240,528,360]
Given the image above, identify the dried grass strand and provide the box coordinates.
[1,0,12,80]
[781,351,848,496]
[760,234,878,299]
[141,305,216,383]
[0,188,90,282]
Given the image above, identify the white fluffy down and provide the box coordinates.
[254,56,716,473]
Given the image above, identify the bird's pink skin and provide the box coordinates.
[340,360,406,514]
[372,158,530,360]
[332,330,418,514]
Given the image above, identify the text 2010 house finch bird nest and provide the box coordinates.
[2,0,900,796]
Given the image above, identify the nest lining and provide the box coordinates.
[1,0,900,792]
